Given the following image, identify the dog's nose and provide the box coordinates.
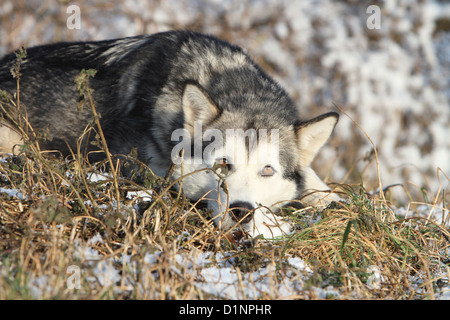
[229,201,254,224]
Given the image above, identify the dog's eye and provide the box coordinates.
[261,165,276,177]
[214,158,232,175]
[217,158,228,166]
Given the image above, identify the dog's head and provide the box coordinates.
[171,82,339,238]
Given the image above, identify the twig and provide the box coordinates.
[333,103,386,202]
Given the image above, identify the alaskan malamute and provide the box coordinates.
[0,30,339,238]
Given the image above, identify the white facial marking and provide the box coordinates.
[176,134,297,238]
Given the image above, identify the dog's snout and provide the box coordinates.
[229,201,254,224]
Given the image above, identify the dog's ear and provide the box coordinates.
[295,112,339,167]
[182,82,220,135]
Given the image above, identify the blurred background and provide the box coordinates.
[1,0,449,204]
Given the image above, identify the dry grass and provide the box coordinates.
[0,62,449,300]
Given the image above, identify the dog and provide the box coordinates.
[0,30,339,238]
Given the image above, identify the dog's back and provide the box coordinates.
[0,34,162,154]
[0,31,293,158]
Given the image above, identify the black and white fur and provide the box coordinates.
[0,30,339,237]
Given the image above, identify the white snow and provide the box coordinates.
[136,249,314,299]
[126,190,154,202]
[0,187,25,200]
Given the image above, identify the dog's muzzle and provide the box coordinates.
[229,201,254,224]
